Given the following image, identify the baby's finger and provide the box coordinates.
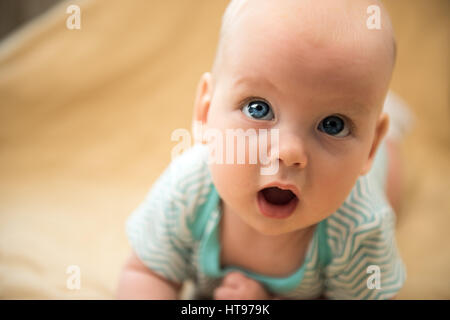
[222,271,247,288]
[213,286,240,300]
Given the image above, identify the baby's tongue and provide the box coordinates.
[261,187,295,205]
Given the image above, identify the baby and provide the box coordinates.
[117,0,407,299]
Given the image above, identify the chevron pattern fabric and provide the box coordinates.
[126,140,406,299]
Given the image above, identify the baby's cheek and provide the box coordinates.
[209,162,258,203]
[313,166,360,215]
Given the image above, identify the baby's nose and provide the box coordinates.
[276,134,308,169]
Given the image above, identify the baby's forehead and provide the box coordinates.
[218,0,395,68]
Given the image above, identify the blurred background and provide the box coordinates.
[0,0,448,299]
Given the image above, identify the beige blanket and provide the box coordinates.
[0,0,448,299]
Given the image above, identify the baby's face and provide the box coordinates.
[196,0,392,235]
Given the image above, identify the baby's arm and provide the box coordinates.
[213,272,276,300]
[117,251,182,299]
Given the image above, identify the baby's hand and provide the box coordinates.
[213,271,273,300]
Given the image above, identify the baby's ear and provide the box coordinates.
[192,72,213,144]
[193,72,213,125]
[360,112,390,176]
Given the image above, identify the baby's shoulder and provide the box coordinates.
[164,143,212,187]
[148,143,216,236]
[152,143,212,195]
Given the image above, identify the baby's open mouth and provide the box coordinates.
[257,187,299,219]
[261,187,296,205]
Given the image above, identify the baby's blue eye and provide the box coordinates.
[318,115,350,137]
[242,100,274,120]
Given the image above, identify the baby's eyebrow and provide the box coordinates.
[336,104,372,117]
[232,76,279,92]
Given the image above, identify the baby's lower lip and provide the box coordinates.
[257,190,299,219]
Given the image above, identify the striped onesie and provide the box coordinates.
[126,138,406,299]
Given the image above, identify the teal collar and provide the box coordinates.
[199,185,319,294]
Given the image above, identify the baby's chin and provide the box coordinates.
[243,211,311,237]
